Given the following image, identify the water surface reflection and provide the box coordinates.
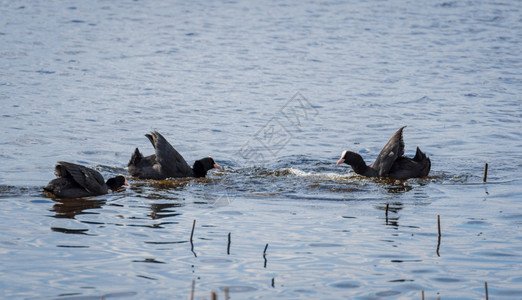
[51,198,105,219]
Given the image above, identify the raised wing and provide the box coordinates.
[370,126,406,177]
[146,131,193,177]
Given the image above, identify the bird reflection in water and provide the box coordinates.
[148,202,183,220]
[51,198,106,219]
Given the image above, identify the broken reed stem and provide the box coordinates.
[211,291,217,300]
[483,163,488,182]
[227,232,231,255]
[190,279,195,300]
[436,215,441,257]
[437,215,441,237]
[485,281,489,300]
[421,290,424,300]
[190,220,197,257]
[190,219,196,243]
[263,243,269,268]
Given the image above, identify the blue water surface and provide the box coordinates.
[1,1,521,299]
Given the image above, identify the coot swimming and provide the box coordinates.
[128,131,222,180]
[336,126,430,179]
[44,161,128,198]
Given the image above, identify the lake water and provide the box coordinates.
[1,0,522,299]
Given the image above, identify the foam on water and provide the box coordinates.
[285,167,353,181]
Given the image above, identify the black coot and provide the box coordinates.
[44,161,128,198]
[128,131,222,180]
[336,126,431,179]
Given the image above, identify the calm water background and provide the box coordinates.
[1,0,522,299]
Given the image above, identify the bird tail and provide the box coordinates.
[414,147,431,177]
[413,147,427,162]
[129,148,143,166]
[54,163,67,177]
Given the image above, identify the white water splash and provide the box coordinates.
[284,168,353,180]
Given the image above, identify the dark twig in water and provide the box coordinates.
[437,215,442,236]
[263,243,269,268]
[190,220,197,257]
[436,215,441,257]
[190,219,196,243]
[227,232,231,255]
[483,163,488,182]
[271,277,275,288]
[485,281,489,300]
[190,279,195,300]
[421,290,424,300]
[211,291,217,300]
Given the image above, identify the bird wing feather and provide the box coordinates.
[148,131,193,177]
[371,126,406,177]
[56,161,107,195]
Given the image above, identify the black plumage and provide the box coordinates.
[44,161,128,198]
[128,131,222,180]
[336,126,431,179]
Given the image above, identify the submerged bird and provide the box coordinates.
[336,126,431,179]
[44,161,128,198]
[128,131,222,180]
